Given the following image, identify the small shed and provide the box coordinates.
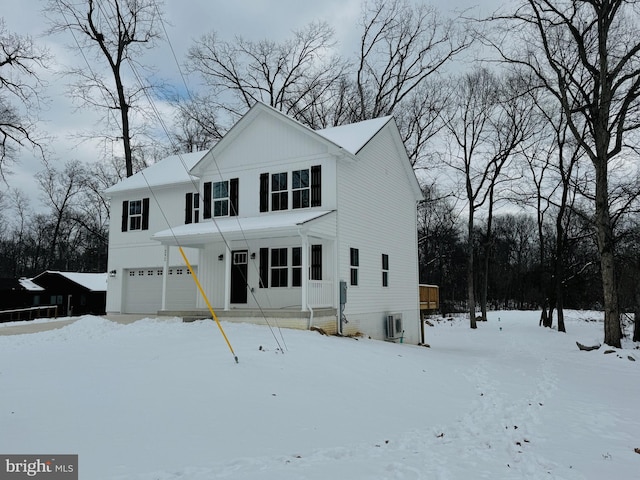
[31,271,107,317]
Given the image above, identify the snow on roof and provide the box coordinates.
[316,116,392,155]
[153,210,334,246]
[46,272,108,292]
[104,151,206,194]
[19,278,44,291]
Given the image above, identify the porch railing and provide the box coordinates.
[308,280,333,308]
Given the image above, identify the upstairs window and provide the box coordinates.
[292,169,310,209]
[271,172,288,211]
[350,248,359,286]
[185,192,200,224]
[204,178,238,219]
[129,200,143,230]
[213,181,229,217]
[260,166,320,212]
[121,198,149,232]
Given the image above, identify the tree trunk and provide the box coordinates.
[540,306,548,327]
[633,278,640,342]
[480,246,488,321]
[556,290,566,333]
[467,211,477,329]
[594,161,622,347]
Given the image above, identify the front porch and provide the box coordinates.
[157,306,338,334]
[153,210,339,319]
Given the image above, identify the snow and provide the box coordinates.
[317,116,392,155]
[104,151,206,194]
[42,271,108,292]
[153,210,334,245]
[17,278,44,291]
[1,310,638,479]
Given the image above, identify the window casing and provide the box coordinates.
[129,200,143,230]
[185,193,200,224]
[260,166,321,212]
[213,181,229,217]
[270,248,288,287]
[292,247,302,287]
[121,198,149,232]
[292,169,310,209]
[382,254,389,287]
[271,173,288,211]
[350,248,359,286]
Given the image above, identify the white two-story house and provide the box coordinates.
[105,102,423,343]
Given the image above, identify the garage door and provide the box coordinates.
[123,267,197,314]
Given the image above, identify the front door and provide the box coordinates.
[230,250,248,304]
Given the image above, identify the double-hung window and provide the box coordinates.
[292,247,302,287]
[292,169,310,209]
[271,173,288,211]
[382,254,389,287]
[213,181,229,217]
[185,193,200,224]
[350,248,359,286]
[129,200,143,230]
[121,198,149,232]
[270,248,288,287]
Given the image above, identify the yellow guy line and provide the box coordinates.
[179,246,239,364]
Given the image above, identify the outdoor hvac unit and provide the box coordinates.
[386,313,403,340]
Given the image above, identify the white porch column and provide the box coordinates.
[161,245,169,311]
[224,244,231,311]
[301,232,309,311]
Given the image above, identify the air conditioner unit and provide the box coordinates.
[386,313,403,340]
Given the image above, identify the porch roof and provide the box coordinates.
[152,210,335,247]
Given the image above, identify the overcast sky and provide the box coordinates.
[0,0,510,202]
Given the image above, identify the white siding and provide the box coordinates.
[199,111,338,217]
[336,125,420,343]
[106,184,199,313]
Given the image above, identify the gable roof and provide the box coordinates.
[190,102,393,175]
[316,116,392,155]
[104,151,206,195]
[31,271,108,292]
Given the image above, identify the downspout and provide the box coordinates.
[308,304,315,330]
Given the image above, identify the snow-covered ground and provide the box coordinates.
[1,311,638,479]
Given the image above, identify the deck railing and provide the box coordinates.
[308,280,333,308]
[0,305,59,322]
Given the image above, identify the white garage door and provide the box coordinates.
[123,267,197,314]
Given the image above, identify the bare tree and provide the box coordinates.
[186,21,347,126]
[0,19,48,179]
[443,68,537,328]
[45,0,164,178]
[36,160,88,268]
[353,0,470,121]
[490,0,640,347]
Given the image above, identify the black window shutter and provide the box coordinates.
[121,200,129,232]
[259,247,269,288]
[185,193,193,224]
[259,173,269,212]
[203,181,212,219]
[311,165,321,207]
[141,198,150,230]
[230,178,239,216]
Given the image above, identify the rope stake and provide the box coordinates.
[179,246,239,363]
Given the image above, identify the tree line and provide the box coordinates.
[1,0,639,345]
